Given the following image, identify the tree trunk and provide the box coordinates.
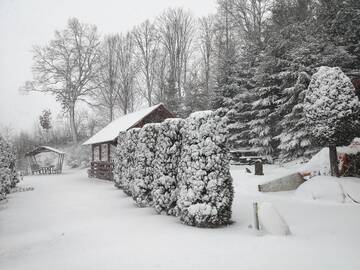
[109,106,113,123]
[69,104,78,144]
[329,145,339,177]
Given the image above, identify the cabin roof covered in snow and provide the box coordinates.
[82,103,173,145]
[25,146,65,156]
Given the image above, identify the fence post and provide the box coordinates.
[253,202,260,231]
[255,160,264,175]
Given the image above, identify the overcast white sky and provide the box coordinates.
[0,0,216,133]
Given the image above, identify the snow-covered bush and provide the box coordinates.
[0,135,20,200]
[304,66,360,146]
[132,123,159,207]
[152,118,185,215]
[122,128,140,196]
[114,132,126,189]
[177,110,234,227]
[304,66,360,175]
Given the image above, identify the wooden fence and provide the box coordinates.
[88,161,114,181]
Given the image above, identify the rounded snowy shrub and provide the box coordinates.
[132,123,159,207]
[114,131,126,189]
[0,135,20,200]
[152,118,184,216]
[304,66,360,176]
[177,110,234,227]
[304,66,360,147]
[122,128,140,196]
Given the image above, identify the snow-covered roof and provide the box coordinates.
[83,103,169,145]
[25,146,65,156]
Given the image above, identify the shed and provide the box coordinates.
[82,103,174,180]
[25,146,65,175]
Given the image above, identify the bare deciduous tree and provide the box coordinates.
[22,18,100,144]
[133,20,160,106]
[218,0,271,51]
[117,32,138,115]
[157,8,195,101]
[198,15,216,103]
[95,35,121,122]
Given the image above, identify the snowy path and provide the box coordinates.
[1,168,360,270]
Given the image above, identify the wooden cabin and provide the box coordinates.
[82,103,174,180]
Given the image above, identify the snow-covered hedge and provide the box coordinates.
[114,132,126,189]
[152,118,185,215]
[113,110,234,227]
[0,136,20,200]
[132,123,159,207]
[177,111,234,227]
[122,128,140,196]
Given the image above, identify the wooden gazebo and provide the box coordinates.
[82,103,174,181]
[25,146,65,175]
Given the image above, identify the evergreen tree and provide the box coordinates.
[152,118,184,216]
[249,55,283,156]
[0,135,19,200]
[177,110,233,227]
[114,132,127,189]
[122,128,140,196]
[276,71,312,160]
[304,66,360,176]
[132,124,159,207]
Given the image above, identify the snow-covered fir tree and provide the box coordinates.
[226,63,256,150]
[304,66,360,175]
[249,56,283,157]
[114,132,126,189]
[152,118,185,216]
[122,128,140,196]
[276,71,313,160]
[177,110,233,227]
[132,123,159,207]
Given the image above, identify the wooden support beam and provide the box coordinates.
[99,144,102,161]
[107,143,111,162]
[91,145,95,161]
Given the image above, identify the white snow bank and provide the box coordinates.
[258,202,291,235]
[295,176,345,202]
[295,176,360,203]
[300,142,360,175]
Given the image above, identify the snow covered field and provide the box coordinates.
[1,166,360,270]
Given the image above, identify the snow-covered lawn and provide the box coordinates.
[1,166,360,270]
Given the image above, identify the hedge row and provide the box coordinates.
[113,110,234,227]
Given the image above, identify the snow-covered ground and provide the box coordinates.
[1,166,360,270]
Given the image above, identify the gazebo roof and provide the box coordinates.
[82,103,172,146]
[25,146,65,157]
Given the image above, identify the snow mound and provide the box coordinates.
[301,148,330,175]
[295,176,346,203]
[341,179,360,203]
[258,202,291,236]
[300,142,360,175]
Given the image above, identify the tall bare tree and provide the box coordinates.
[198,15,216,104]
[218,0,271,51]
[117,32,138,115]
[133,20,160,106]
[95,35,121,122]
[22,18,100,144]
[157,8,195,112]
